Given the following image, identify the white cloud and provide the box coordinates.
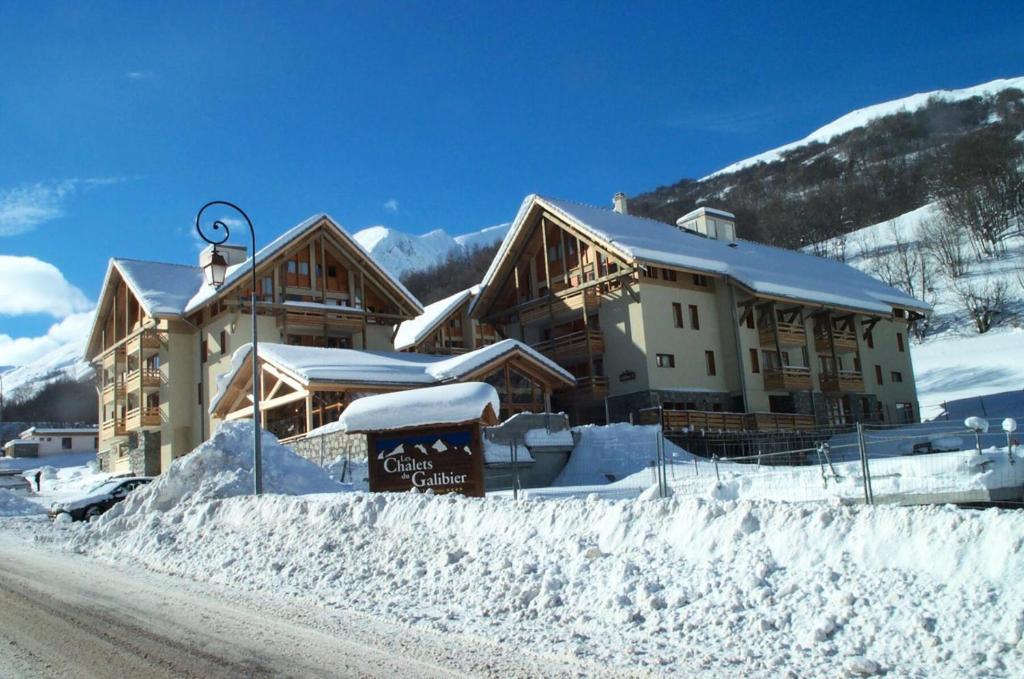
[0,311,93,368]
[0,178,124,236]
[383,198,400,213]
[0,256,92,317]
[126,70,155,80]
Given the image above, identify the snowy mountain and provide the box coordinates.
[0,338,94,403]
[705,76,1024,179]
[631,75,1024,248]
[353,222,510,280]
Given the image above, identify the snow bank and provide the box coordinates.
[95,421,341,525]
[0,489,46,517]
[68,490,1024,677]
[552,423,692,486]
[336,382,499,433]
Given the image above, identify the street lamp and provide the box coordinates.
[195,201,263,495]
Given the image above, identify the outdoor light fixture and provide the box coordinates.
[964,415,989,454]
[195,200,264,495]
[200,246,229,289]
[1003,417,1017,465]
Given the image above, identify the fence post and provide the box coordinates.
[712,454,720,482]
[511,441,519,500]
[320,432,325,468]
[856,422,874,505]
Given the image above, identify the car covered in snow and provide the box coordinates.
[48,476,153,521]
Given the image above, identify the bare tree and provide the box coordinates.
[919,213,968,279]
[868,220,930,301]
[954,277,1012,333]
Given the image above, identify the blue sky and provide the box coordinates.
[1,1,1022,365]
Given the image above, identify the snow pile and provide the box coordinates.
[0,489,46,517]
[551,423,692,486]
[336,382,500,433]
[94,421,341,525]
[68,490,1024,676]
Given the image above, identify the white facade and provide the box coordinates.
[15,427,99,456]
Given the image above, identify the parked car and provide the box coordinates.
[48,477,153,521]
[0,469,33,495]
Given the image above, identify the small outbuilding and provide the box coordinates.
[335,382,499,497]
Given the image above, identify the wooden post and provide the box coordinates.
[540,218,553,293]
[304,393,313,434]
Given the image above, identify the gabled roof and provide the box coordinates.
[473,194,930,318]
[185,213,422,315]
[393,286,478,351]
[85,213,425,361]
[334,382,500,434]
[210,338,575,415]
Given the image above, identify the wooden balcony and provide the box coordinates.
[758,321,807,348]
[101,381,125,401]
[100,347,125,369]
[813,327,858,353]
[532,329,604,363]
[573,375,609,398]
[125,368,161,390]
[519,287,600,326]
[819,370,865,393]
[656,409,817,432]
[125,406,161,430]
[125,331,160,357]
[763,366,813,391]
[101,418,127,439]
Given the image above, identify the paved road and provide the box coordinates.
[0,533,598,678]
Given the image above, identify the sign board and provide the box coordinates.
[366,424,485,497]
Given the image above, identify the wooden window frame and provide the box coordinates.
[705,350,716,376]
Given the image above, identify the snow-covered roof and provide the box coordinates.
[20,427,98,439]
[115,258,206,316]
[393,286,478,351]
[677,206,735,222]
[335,382,500,433]
[186,213,422,315]
[210,338,574,414]
[474,195,929,317]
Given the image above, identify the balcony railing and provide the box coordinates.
[124,367,161,390]
[652,409,816,432]
[531,329,604,362]
[125,406,161,430]
[758,321,806,348]
[813,327,858,353]
[101,418,126,439]
[100,346,126,368]
[125,331,160,357]
[101,381,125,400]
[763,365,813,391]
[819,370,865,393]
[519,287,600,326]
[574,375,609,398]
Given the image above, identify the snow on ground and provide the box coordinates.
[0,451,108,508]
[550,423,691,487]
[0,489,46,517]
[1,419,1020,676]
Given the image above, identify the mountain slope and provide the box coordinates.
[631,76,1024,248]
[0,339,93,403]
[353,222,511,280]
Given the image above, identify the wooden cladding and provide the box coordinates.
[531,329,604,362]
[658,409,815,432]
[819,370,866,393]
[762,366,813,391]
[519,287,600,326]
[758,321,806,348]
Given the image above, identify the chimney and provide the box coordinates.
[612,192,629,215]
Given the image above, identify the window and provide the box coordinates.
[745,312,754,329]
[689,304,700,330]
[853,356,861,372]
[61,437,72,450]
[891,371,904,383]
[865,330,874,349]
[200,338,208,364]
[672,303,684,328]
[197,382,203,405]
[661,268,677,282]
[298,261,310,276]
[220,330,228,356]
[896,332,905,352]
[327,265,337,278]
[896,401,915,423]
[705,350,716,376]
[692,274,709,287]
[656,353,675,368]
[749,348,760,373]
[286,261,297,274]
[874,365,883,385]
[643,266,657,279]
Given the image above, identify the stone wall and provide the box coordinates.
[286,431,368,466]
[127,431,162,476]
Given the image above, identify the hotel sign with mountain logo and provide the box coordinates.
[366,424,486,497]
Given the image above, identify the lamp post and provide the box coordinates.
[195,201,263,495]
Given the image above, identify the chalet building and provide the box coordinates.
[469,194,929,429]
[393,286,500,354]
[210,339,575,438]
[85,214,424,475]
